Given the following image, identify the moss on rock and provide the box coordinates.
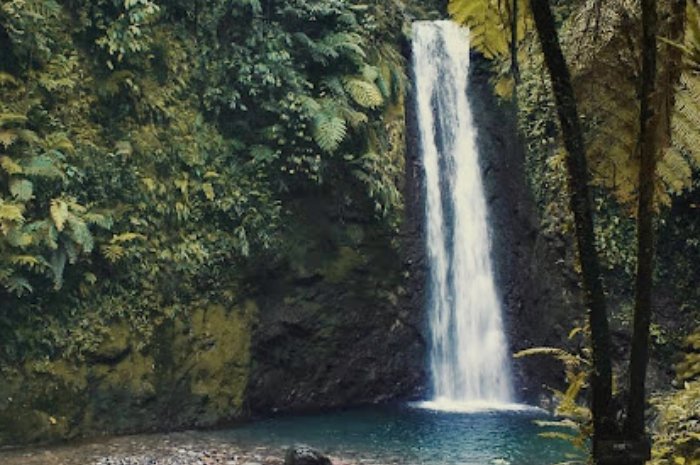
[0,301,256,445]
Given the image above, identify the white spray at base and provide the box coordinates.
[411,21,517,412]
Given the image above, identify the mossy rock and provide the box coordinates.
[321,246,365,283]
[0,301,256,445]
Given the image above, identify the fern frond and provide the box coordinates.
[0,201,25,223]
[320,77,347,99]
[50,199,68,232]
[0,129,18,148]
[6,227,33,247]
[25,219,58,250]
[343,77,384,109]
[102,244,125,262]
[0,155,23,175]
[49,249,66,289]
[111,232,146,243]
[9,255,43,270]
[534,419,582,431]
[313,102,347,153]
[4,275,33,296]
[67,215,94,253]
[323,32,365,62]
[297,95,322,115]
[658,147,693,195]
[23,155,63,178]
[515,347,589,368]
[338,106,368,128]
[0,113,28,127]
[448,0,530,59]
[538,431,580,443]
[83,212,113,229]
[45,132,75,155]
[0,72,18,86]
[672,73,700,171]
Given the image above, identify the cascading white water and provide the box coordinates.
[412,21,513,410]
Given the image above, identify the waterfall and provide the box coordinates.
[412,21,513,409]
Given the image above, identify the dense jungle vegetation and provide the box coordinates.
[0,0,418,349]
[0,0,443,443]
[1,0,699,464]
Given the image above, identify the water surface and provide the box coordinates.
[212,404,580,465]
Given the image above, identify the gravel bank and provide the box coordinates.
[0,431,388,465]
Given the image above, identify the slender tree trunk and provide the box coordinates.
[529,1,617,463]
[508,0,520,170]
[623,1,659,463]
[510,0,520,85]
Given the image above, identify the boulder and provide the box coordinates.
[284,445,332,465]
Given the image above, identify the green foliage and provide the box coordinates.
[448,0,532,60]
[0,61,109,296]
[0,0,412,370]
[515,327,592,462]
[651,330,700,465]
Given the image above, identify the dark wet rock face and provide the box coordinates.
[247,195,427,413]
[284,445,332,465]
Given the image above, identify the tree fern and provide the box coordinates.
[448,0,532,60]
[671,73,700,171]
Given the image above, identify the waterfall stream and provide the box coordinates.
[412,21,514,410]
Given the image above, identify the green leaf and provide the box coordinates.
[0,155,23,175]
[0,129,18,147]
[313,112,347,152]
[0,113,28,128]
[344,78,384,108]
[9,179,33,201]
[23,155,63,178]
[0,201,24,223]
[50,199,69,232]
[4,276,33,296]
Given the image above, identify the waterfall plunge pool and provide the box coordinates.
[0,404,582,465]
[216,404,579,465]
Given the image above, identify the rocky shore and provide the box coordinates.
[0,432,394,465]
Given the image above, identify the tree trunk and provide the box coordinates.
[510,0,520,84]
[529,1,617,463]
[623,1,659,463]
